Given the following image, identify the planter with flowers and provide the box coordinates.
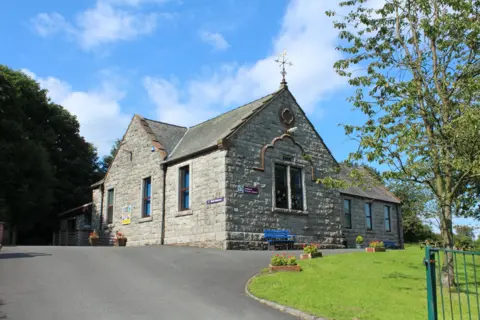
[366,240,386,252]
[269,253,301,272]
[115,231,127,247]
[356,235,364,249]
[300,244,322,260]
[89,230,100,246]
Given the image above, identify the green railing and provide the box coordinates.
[425,246,480,320]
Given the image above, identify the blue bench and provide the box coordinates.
[383,241,398,249]
[264,230,295,250]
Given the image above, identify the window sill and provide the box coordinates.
[138,216,153,223]
[175,210,193,217]
[272,208,308,215]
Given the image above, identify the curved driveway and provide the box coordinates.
[0,246,358,320]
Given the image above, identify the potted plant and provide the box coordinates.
[300,243,323,260]
[366,240,386,252]
[115,231,127,247]
[89,230,99,246]
[269,253,301,272]
[356,235,364,249]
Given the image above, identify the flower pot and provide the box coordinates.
[366,247,386,253]
[300,252,323,260]
[269,264,301,272]
[116,238,127,247]
[356,244,362,249]
[89,238,99,246]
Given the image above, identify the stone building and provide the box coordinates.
[89,84,403,249]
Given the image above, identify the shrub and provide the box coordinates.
[286,255,298,266]
[89,230,99,240]
[369,240,385,248]
[271,253,298,266]
[356,235,364,244]
[115,231,127,240]
[303,244,318,254]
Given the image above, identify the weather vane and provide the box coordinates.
[275,50,293,86]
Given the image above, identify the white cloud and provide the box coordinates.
[30,0,174,50]
[144,0,346,126]
[77,1,158,49]
[30,12,71,37]
[22,69,131,156]
[200,31,230,51]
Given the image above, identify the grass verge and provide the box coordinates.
[248,246,478,320]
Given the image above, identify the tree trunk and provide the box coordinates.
[440,204,455,287]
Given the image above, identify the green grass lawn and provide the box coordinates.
[248,246,479,320]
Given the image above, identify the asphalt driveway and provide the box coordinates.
[0,245,359,320]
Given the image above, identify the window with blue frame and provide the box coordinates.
[180,166,190,210]
[142,177,151,217]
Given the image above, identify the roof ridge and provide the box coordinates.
[186,89,280,130]
[143,117,188,129]
[166,127,189,160]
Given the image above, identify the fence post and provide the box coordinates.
[425,246,438,320]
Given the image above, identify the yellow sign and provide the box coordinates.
[121,205,132,225]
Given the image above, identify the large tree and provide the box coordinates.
[100,138,121,173]
[0,65,102,243]
[327,0,480,285]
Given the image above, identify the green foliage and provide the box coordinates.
[0,65,102,243]
[454,225,475,248]
[356,235,364,244]
[369,240,385,248]
[303,244,318,254]
[270,253,298,266]
[302,154,313,162]
[100,139,121,173]
[328,0,480,258]
[388,181,436,242]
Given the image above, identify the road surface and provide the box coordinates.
[0,245,358,320]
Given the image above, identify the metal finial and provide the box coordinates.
[274,49,293,86]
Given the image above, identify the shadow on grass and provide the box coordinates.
[384,272,423,280]
[0,252,51,260]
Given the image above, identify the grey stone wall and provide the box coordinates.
[99,116,164,246]
[91,187,103,229]
[163,150,227,249]
[341,193,402,248]
[224,88,343,249]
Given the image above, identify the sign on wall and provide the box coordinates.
[121,205,132,225]
[206,197,224,205]
[236,185,259,194]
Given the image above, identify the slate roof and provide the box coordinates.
[338,165,401,204]
[143,119,187,156]
[163,90,279,161]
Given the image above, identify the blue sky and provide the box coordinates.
[1,0,477,233]
[0,0,364,158]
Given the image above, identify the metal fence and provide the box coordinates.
[425,246,480,320]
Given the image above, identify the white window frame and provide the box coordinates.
[271,160,307,213]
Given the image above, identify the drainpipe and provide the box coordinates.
[395,203,402,249]
[160,163,167,245]
[99,184,105,231]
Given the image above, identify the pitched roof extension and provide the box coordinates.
[338,165,401,204]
